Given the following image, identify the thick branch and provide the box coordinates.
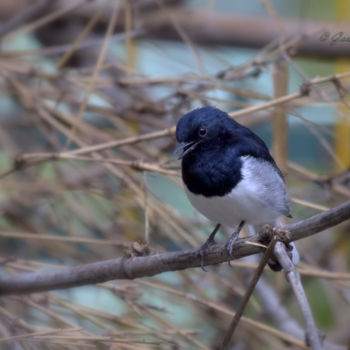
[0,200,349,296]
[142,11,350,57]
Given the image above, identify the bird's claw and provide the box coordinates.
[224,221,244,267]
[198,238,216,271]
[224,237,236,267]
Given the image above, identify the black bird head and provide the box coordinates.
[174,106,233,159]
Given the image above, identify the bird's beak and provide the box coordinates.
[173,140,200,160]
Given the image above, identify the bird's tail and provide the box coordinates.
[248,220,300,270]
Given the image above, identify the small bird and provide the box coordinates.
[175,106,299,270]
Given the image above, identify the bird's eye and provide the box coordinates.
[198,127,207,137]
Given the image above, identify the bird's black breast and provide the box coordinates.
[181,146,242,197]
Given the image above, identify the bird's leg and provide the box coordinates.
[225,220,245,263]
[198,224,220,271]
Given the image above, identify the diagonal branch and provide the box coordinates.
[0,200,349,296]
[220,236,278,349]
[274,242,322,350]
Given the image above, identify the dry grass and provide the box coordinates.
[0,1,349,349]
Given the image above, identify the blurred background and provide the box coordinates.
[0,0,350,349]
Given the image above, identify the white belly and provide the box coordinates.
[185,184,279,228]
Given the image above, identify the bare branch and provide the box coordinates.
[0,0,52,39]
[220,236,278,349]
[274,242,322,350]
[142,10,350,57]
[0,200,349,296]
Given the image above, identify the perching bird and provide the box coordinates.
[175,106,299,270]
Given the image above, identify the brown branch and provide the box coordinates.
[0,200,349,296]
[142,10,350,57]
[274,242,322,350]
[220,236,278,349]
[0,0,52,39]
[272,59,288,174]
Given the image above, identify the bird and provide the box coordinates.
[174,106,299,270]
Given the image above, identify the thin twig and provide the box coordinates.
[220,235,278,349]
[136,280,310,349]
[2,0,86,42]
[0,0,52,38]
[272,59,288,174]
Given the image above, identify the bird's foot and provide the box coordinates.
[197,224,221,271]
[259,225,299,271]
[197,237,217,272]
[224,221,245,266]
[224,234,238,267]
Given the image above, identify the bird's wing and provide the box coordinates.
[239,156,291,218]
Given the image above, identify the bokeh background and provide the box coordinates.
[0,1,350,349]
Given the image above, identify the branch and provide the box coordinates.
[274,242,322,350]
[142,11,350,57]
[220,236,278,349]
[0,200,349,296]
[0,0,52,39]
[238,256,344,350]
